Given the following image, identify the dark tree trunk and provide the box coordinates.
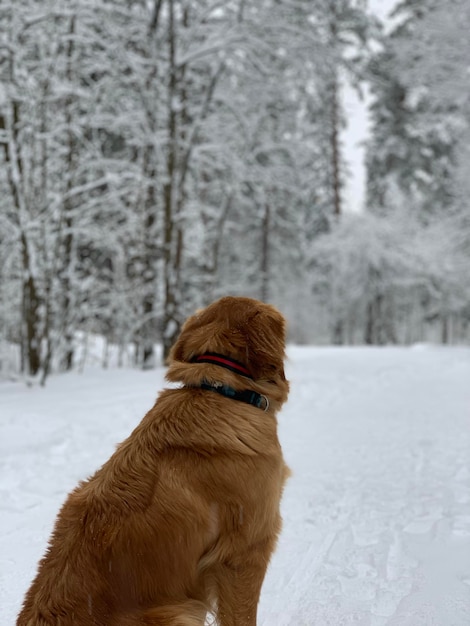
[260,202,270,302]
[333,319,344,345]
[141,155,159,369]
[328,5,341,218]
[330,74,341,218]
[162,0,182,362]
[22,258,41,376]
[441,314,449,344]
[59,16,78,372]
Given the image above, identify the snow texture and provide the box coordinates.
[1,346,470,625]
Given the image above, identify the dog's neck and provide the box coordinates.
[188,353,269,411]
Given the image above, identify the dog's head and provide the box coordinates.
[167,297,288,399]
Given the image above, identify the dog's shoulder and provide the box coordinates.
[143,387,281,458]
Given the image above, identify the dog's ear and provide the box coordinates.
[242,306,287,382]
[168,299,248,365]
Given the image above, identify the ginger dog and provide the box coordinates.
[18,296,290,626]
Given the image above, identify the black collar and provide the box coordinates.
[199,381,269,412]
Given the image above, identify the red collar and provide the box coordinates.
[192,353,253,379]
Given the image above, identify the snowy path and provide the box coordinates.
[1,347,470,625]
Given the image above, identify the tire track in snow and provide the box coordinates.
[260,530,338,626]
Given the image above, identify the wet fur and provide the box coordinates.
[17,297,290,626]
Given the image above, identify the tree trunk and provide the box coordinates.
[330,73,341,218]
[260,202,270,302]
[22,251,41,376]
[59,16,78,372]
[333,319,344,345]
[328,8,341,218]
[441,314,449,344]
[162,0,182,362]
[142,157,159,369]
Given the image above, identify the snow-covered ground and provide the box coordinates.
[1,346,470,625]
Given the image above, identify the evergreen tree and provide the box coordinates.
[366,0,468,217]
[365,0,470,340]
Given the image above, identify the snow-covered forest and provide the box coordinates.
[1,0,469,382]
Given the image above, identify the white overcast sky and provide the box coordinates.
[342,0,398,213]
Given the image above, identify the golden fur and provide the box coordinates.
[17,296,290,626]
